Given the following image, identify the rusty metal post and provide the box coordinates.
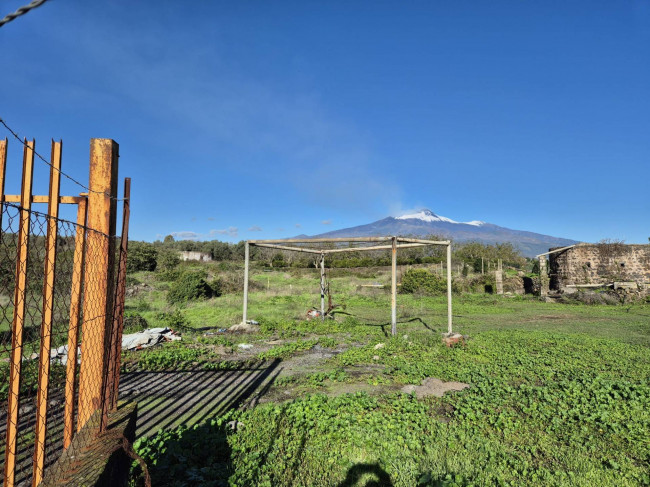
[106,178,131,412]
[242,241,249,324]
[78,139,118,431]
[0,139,6,231]
[32,141,62,486]
[64,196,87,446]
[3,140,35,487]
[391,236,397,336]
[320,253,325,320]
[447,243,453,335]
[0,138,6,201]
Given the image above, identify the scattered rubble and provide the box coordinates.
[306,309,322,320]
[442,332,466,347]
[402,377,469,398]
[229,321,260,333]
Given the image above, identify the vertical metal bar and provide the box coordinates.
[0,138,7,200]
[32,141,62,486]
[78,139,118,431]
[447,244,453,335]
[320,253,325,320]
[242,242,249,324]
[64,197,86,443]
[0,139,7,231]
[391,236,397,336]
[107,178,130,412]
[4,140,35,487]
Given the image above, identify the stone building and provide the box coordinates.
[548,243,650,292]
[179,251,212,262]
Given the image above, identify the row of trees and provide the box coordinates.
[127,235,528,273]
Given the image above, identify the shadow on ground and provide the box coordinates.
[120,359,281,438]
[339,463,394,487]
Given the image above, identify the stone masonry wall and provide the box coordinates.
[549,244,650,290]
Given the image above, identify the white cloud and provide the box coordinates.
[210,226,239,238]
[248,225,262,232]
[295,223,302,228]
[321,220,332,225]
[171,231,201,241]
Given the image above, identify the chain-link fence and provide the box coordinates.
[0,199,127,486]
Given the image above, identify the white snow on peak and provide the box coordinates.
[395,209,484,226]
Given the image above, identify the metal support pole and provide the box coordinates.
[32,141,62,486]
[4,140,34,487]
[243,241,249,323]
[320,253,325,320]
[447,244,453,335]
[64,196,86,447]
[391,236,397,336]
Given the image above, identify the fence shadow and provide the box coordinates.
[119,359,282,438]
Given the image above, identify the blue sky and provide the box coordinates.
[1,1,648,243]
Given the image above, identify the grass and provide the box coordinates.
[124,266,650,486]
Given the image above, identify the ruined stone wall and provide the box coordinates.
[179,251,212,262]
[549,244,650,290]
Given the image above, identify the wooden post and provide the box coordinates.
[4,140,35,487]
[391,236,397,336]
[481,257,484,275]
[320,253,325,320]
[64,196,87,447]
[78,139,118,430]
[242,241,249,323]
[447,244,452,335]
[32,141,62,486]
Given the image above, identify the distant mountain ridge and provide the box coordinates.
[309,209,579,257]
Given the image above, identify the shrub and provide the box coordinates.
[156,309,188,329]
[123,311,148,333]
[127,242,158,272]
[400,269,446,295]
[157,249,181,271]
[167,271,215,304]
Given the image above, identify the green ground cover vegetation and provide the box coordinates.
[124,246,650,486]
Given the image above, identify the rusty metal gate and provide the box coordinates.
[0,137,131,486]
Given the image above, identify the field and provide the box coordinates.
[125,263,650,486]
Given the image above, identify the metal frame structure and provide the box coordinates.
[242,236,453,336]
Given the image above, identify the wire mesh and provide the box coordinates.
[0,201,121,486]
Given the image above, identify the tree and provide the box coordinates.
[163,234,175,244]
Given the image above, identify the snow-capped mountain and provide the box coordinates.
[310,209,579,257]
[395,209,484,227]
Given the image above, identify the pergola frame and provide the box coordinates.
[242,236,453,336]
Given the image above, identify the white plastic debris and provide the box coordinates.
[49,345,81,366]
[237,343,254,350]
[121,327,181,351]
